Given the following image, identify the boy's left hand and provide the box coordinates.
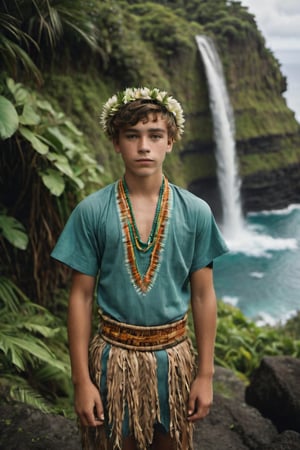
[187,375,213,422]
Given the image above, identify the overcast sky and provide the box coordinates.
[240,1,300,122]
[240,0,300,51]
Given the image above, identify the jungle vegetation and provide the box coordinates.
[0,0,299,415]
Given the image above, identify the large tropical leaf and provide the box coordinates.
[21,322,61,338]
[19,126,49,155]
[64,119,83,136]
[47,126,76,151]
[6,78,29,104]
[0,329,67,372]
[40,168,65,196]
[46,151,74,177]
[36,99,56,115]
[0,95,19,139]
[0,214,28,250]
[19,103,41,126]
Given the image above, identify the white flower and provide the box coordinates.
[100,87,185,140]
[134,87,151,99]
[106,94,118,109]
[123,88,135,103]
[156,90,168,102]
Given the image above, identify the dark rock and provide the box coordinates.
[214,366,246,403]
[236,131,300,213]
[238,135,285,156]
[0,401,81,450]
[188,176,223,222]
[261,430,300,450]
[0,395,277,450]
[194,394,277,450]
[1,360,300,449]
[245,356,300,433]
[241,163,300,212]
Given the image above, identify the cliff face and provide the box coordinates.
[239,136,300,212]
[43,0,300,214]
[180,4,300,214]
[224,29,300,212]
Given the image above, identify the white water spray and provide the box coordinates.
[196,35,244,239]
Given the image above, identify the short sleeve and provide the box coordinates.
[51,199,102,276]
[190,201,228,273]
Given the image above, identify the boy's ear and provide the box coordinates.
[113,138,121,153]
[166,137,174,153]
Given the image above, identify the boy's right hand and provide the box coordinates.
[74,380,105,427]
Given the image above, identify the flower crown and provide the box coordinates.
[100,87,185,140]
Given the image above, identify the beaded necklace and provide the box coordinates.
[122,177,165,252]
[117,176,171,294]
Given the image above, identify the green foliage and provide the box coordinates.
[278,311,300,340]
[21,0,100,51]
[0,2,42,83]
[205,16,256,42]
[0,0,103,81]
[188,301,300,381]
[191,0,228,24]
[214,302,300,377]
[0,213,28,250]
[87,2,165,86]
[0,276,71,412]
[128,3,194,61]
[0,76,104,303]
[0,72,103,412]
[4,77,103,197]
[0,95,19,138]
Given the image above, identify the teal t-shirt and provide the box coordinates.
[51,180,228,326]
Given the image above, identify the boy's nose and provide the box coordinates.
[138,147,150,154]
[138,136,150,152]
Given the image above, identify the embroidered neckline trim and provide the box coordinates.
[116,177,171,294]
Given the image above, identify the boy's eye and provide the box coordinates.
[150,134,163,140]
[125,134,138,140]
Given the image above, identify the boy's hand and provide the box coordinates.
[187,375,213,422]
[74,380,105,427]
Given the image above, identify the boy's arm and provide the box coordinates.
[68,270,104,427]
[187,266,217,422]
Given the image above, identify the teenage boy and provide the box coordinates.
[51,87,228,450]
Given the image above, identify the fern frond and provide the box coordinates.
[0,276,28,311]
[0,328,68,372]
[10,384,51,413]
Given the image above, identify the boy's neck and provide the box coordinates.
[123,172,164,196]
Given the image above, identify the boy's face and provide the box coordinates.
[113,113,173,178]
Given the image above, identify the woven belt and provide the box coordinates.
[99,314,188,351]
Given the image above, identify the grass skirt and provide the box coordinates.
[81,334,195,450]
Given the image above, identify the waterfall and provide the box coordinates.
[196,35,244,239]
